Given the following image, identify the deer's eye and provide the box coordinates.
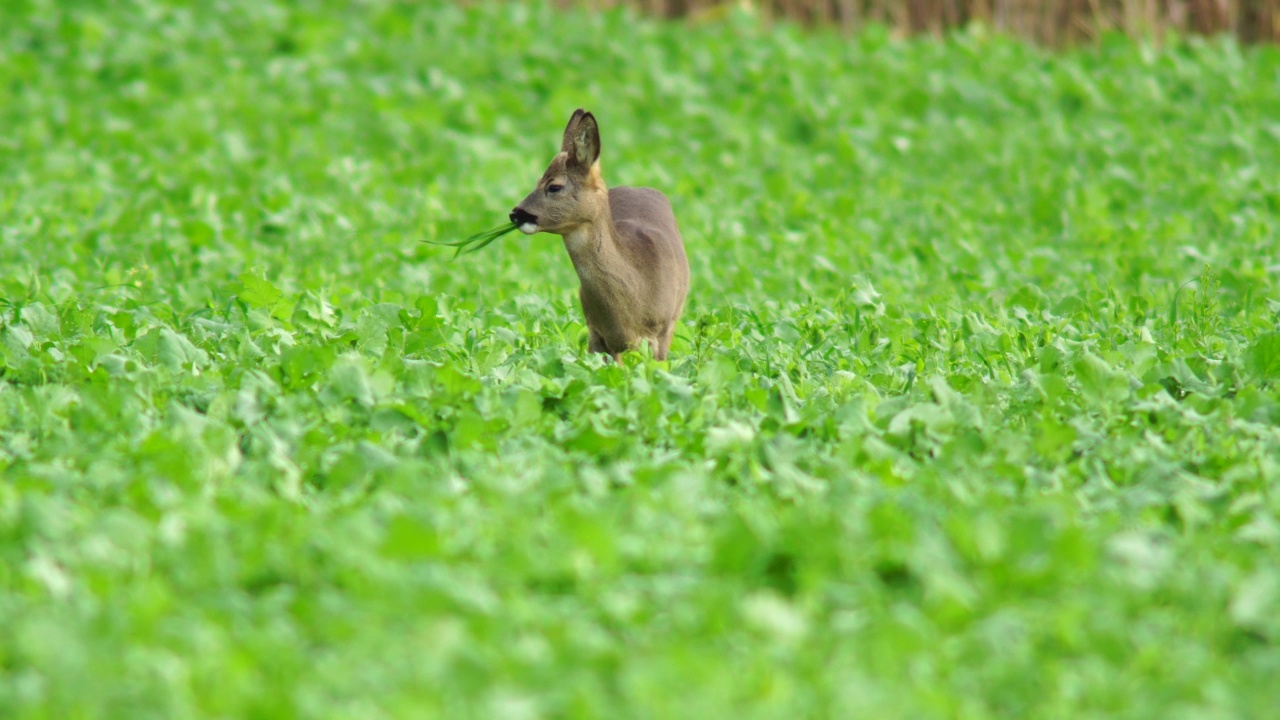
[547,184,564,194]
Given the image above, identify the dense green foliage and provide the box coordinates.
[3,1,1280,717]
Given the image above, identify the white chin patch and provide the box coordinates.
[519,223,538,235]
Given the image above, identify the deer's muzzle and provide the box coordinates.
[510,207,538,234]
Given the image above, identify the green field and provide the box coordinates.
[3,2,1280,717]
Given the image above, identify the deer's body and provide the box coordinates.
[511,110,689,361]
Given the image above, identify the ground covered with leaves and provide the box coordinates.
[2,1,1280,717]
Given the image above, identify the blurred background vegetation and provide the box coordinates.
[544,0,1280,43]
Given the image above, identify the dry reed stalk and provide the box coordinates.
[545,0,1280,43]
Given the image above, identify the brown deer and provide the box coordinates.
[510,109,690,362]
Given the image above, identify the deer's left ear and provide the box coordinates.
[563,110,600,171]
[561,109,586,150]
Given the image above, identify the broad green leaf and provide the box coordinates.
[236,272,282,309]
[1246,332,1280,380]
[1073,351,1130,404]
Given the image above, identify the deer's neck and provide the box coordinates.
[562,203,628,288]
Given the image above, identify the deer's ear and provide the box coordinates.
[562,110,600,171]
[561,109,586,152]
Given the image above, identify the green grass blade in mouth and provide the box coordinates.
[424,222,519,259]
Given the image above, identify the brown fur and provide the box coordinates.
[511,110,690,362]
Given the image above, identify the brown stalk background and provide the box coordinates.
[544,0,1279,44]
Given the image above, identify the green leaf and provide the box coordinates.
[235,272,293,321]
[237,272,282,308]
[424,222,518,259]
[325,356,377,407]
[1073,351,1130,404]
[1246,332,1280,380]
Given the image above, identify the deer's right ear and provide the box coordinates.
[562,109,600,171]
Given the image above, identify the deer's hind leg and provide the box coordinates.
[588,328,623,363]
[588,328,609,355]
[655,325,674,361]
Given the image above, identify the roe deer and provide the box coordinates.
[510,109,690,362]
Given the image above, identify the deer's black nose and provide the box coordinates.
[510,208,537,227]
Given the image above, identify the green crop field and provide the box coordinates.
[3,1,1280,717]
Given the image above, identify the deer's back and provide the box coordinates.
[608,187,688,287]
[609,187,678,237]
